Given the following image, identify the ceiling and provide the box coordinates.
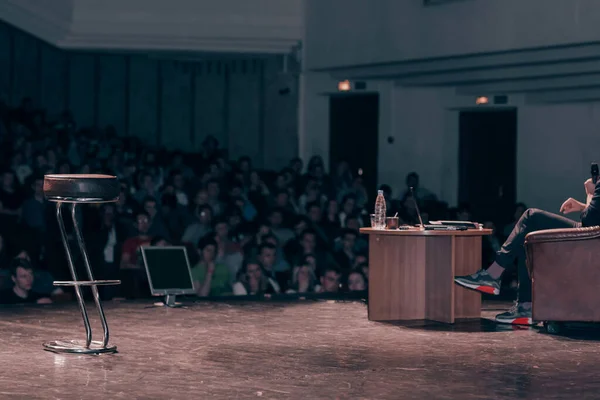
[0,0,303,54]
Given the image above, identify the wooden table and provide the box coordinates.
[360,227,493,323]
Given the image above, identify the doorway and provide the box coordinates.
[329,93,379,201]
[458,109,517,227]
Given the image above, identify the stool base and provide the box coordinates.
[43,339,117,354]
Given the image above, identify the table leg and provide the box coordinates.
[453,236,482,320]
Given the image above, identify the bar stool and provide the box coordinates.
[42,174,121,354]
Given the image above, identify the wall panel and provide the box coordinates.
[68,53,95,128]
[98,54,127,135]
[39,44,67,117]
[160,61,192,150]
[194,62,226,151]
[129,56,158,144]
[0,24,11,102]
[12,31,39,105]
[228,61,261,163]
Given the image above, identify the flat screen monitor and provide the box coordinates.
[140,246,195,296]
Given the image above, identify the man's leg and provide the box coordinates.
[455,208,579,323]
[494,208,579,274]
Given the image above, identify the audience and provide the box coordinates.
[0,95,522,306]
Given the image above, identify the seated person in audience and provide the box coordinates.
[256,242,285,282]
[20,174,46,235]
[170,169,190,206]
[206,179,224,217]
[268,208,294,245]
[283,216,310,258]
[285,228,333,274]
[285,264,317,294]
[230,191,257,222]
[134,171,158,205]
[210,227,243,284]
[120,210,153,297]
[346,269,367,292]
[333,229,358,273]
[182,204,213,246]
[87,204,126,300]
[259,234,290,275]
[400,172,437,203]
[142,196,171,240]
[321,199,341,241]
[343,214,368,252]
[0,258,52,304]
[455,178,600,325]
[13,249,62,298]
[299,177,327,213]
[121,210,153,270]
[241,220,271,255]
[232,260,280,296]
[272,190,296,223]
[315,265,342,294]
[160,192,189,242]
[192,237,231,297]
[214,217,242,255]
[338,194,357,228]
[306,201,330,244]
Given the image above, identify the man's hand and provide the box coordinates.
[560,198,586,214]
[585,178,596,196]
[37,297,52,305]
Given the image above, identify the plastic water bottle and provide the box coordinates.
[374,190,387,229]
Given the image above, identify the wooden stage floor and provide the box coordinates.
[1,299,600,399]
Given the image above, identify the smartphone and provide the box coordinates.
[592,162,599,184]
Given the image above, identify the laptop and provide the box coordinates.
[410,188,468,231]
[140,246,196,304]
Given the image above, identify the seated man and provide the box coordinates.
[0,258,52,305]
[455,178,600,325]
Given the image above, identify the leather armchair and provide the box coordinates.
[525,226,600,330]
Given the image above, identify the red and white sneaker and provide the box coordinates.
[454,269,501,295]
[495,303,534,326]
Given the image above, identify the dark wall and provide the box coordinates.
[0,21,299,168]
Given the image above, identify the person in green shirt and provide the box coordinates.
[191,237,231,297]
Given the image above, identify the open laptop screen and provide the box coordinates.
[141,246,195,295]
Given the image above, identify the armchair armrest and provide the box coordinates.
[525,226,600,244]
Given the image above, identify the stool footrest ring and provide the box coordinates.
[43,339,117,354]
[53,280,121,287]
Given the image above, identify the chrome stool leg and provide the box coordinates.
[43,202,118,354]
[71,203,112,349]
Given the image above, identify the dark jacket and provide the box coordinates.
[581,180,600,227]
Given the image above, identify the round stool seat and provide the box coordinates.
[44,174,120,203]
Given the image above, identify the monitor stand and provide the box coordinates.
[152,294,183,308]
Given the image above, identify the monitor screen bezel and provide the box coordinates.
[140,246,196,296]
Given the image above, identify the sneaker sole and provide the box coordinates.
[453,278,500,295]
[495,316,534,326]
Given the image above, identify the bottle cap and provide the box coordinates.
[378,190,383,194]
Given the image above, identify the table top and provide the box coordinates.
[359,227,493,236]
